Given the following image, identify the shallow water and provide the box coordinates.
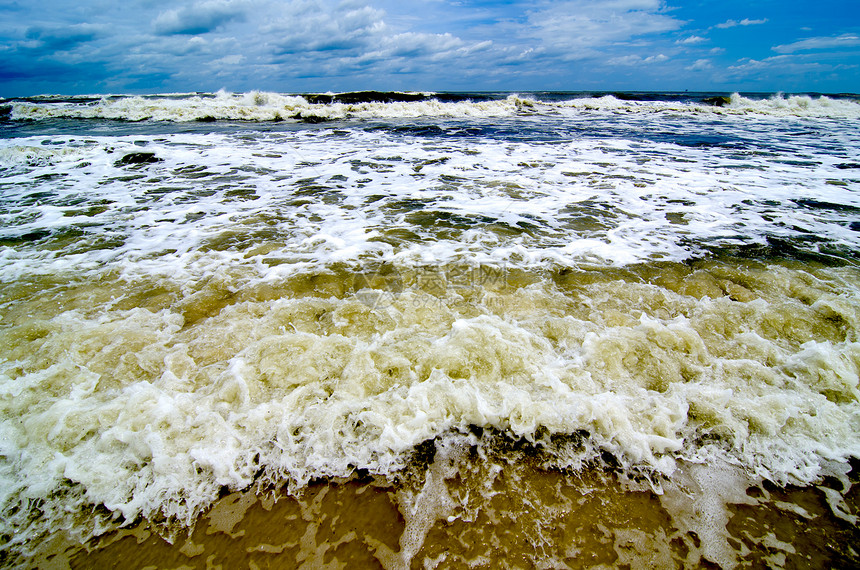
[27,443,860,569]
[1,91,859,568]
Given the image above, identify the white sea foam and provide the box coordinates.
[8,91,520,122]
[1,116,858,285]
[552,92,860,118]
[726,92,860,118]
[1,261,859,557]
[7,91,860,122]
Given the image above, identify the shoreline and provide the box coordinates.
[22,442,860,569]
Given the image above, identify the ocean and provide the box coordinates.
[1,90,859,568]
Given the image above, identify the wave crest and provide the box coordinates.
[7,91,859,122]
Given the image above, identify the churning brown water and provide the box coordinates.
[4,260,860,568]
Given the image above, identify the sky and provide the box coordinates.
[1,0,858,96]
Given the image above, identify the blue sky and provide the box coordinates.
[1,0,857,95]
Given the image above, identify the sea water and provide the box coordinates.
[1,91,859,568]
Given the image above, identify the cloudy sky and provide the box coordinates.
[1,0,857,95]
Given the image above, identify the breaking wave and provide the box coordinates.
[4,90,859,123]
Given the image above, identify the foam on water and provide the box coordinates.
[1,113,858,286]
[1,260,859,564]
[7,91,520,123]
[550,92,860,119]
[726,92,860,118]
[6,91,860,122]
[1,93,859,566]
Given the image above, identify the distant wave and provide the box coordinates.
[3,90,859,123]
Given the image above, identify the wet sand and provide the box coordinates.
[32,450,860,569]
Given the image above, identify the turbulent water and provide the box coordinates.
[1,90,859,568]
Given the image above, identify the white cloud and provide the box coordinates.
[23,23,106,52]
[719,54,858,86]
[523,0,683,59]
[609,53,668,65]
[460,40,493,55]
[266,3,387,54]
[727,56,780,73]
[154,0,251,35]
[677,35,707,45]
[257,1,494,80]
[686,58,712,71]
[501,45,547,63]
[608,54,640,65]
[773,33,860,54]
[212,54,244,66]
[715,18,768,29]
[372,31,464,59]
[719,54,854,84]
